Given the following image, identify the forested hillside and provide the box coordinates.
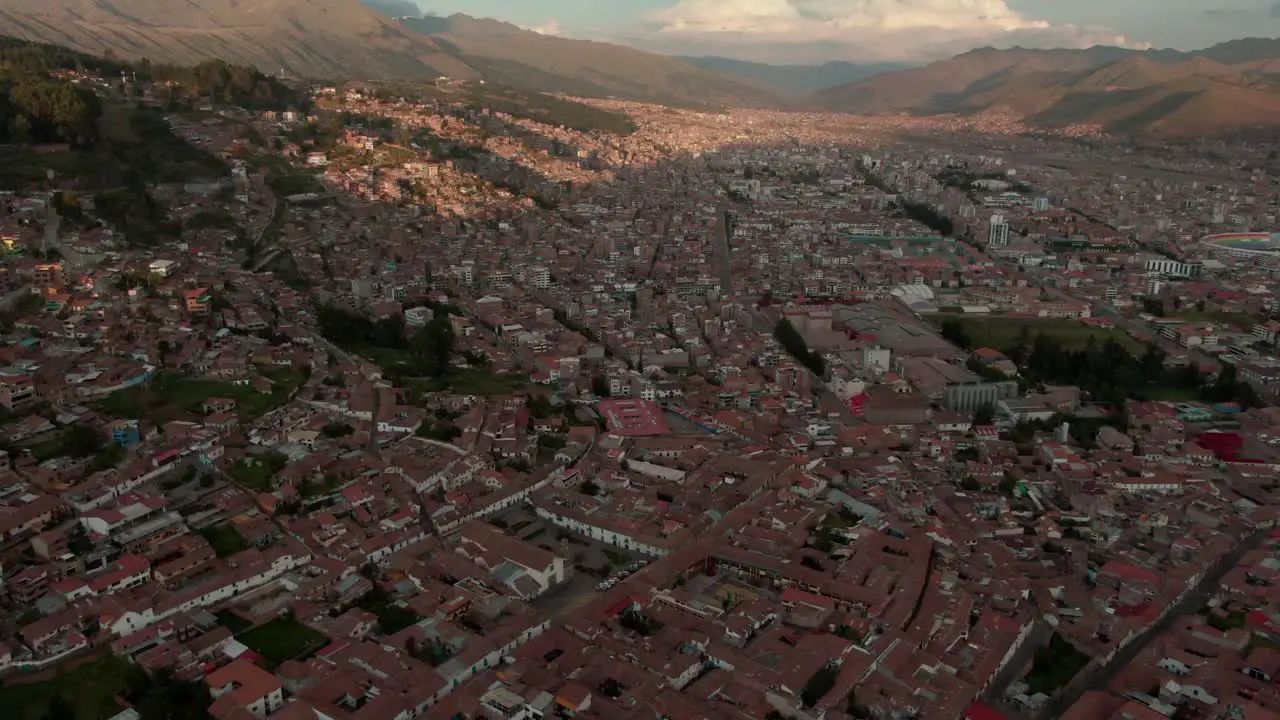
[0,39,105,146]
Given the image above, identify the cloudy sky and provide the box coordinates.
[416,0,1280,62]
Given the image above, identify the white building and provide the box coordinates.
[148,259,177,277]
[1144,257,1201,278]
[987,214,1010,247]
[531,266,551,290]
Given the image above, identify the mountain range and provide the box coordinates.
[395,15,774,108]
[816,39,1280,135]
[3,0,1280,134]
[0,0,774,108]
[678,57,914,95]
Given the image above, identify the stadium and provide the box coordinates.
[1199,232,1280,259]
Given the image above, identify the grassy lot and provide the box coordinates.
[237,618,327,668]
[927,316,1146,354]
[410,370,529,397]
[1024,634,1091,695]
[0,151,88,189]
[199,524,250,557]
[0,655,132,720]
[229,452,289,491]
[98,369,306,423]
[268,173,327,197]
[1171,310,1257,331]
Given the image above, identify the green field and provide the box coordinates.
[1171,310,1257,331]
[237,618,327,668]
[0,151,89,188]
[401,370,528,399]
[98,369,306,423]
[268,173,327,197]
[928,316,1145,354]
[0,655,132,720]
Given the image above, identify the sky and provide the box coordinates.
[414,0,1280,63]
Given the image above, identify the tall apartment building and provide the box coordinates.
[987,214,1010,247]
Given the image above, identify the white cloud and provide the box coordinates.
[520,21,563,36]
[647,0,1148,60]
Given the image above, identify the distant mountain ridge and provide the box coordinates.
[396,14,776,108]
[816,38,1280,135]
[360,0,422,18]
[0,0,476,81]
[678,56,914,95]
[0,0,777,109]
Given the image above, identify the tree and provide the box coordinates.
[599,678,624,698]
[800,663,840,707]
[410,315,455,377]
[580,479,601,496]
[322,422,354,438]
[42,695,75,720]
[68,522,94,555]
[800,555,825,571]
[62,423,105,458]
[527,394,553,418]
[974,402,996,426]
[590,375,611,398]
[8,114,31,144]
[775,318,826,376]
[939,318,971,349]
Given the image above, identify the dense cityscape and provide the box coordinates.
[6,25,1280,720]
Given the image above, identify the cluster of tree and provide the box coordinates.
[318,304,405,349]
[1,37,130,74]
[39,665,212,720]
[405,635,456,667]
[1199,364,1261,407]
[800,663,840,707]
[321,422,354,438]
[0,72,101,146]
[142,59,306,112]
[775,318,826,376]
[317,304,456,379]
[288,113,347,152]
[417,419,462,442]
[618,608,661,636]
[942,320,1262,408]
[357,580,421,635]
[895,199,955,236]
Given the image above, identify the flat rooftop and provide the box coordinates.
[597,398,671,437]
